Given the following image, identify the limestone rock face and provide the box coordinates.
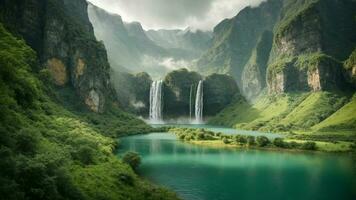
[267,0,355,93]
[0,0,116,112]
[46,58,68,85]
[267,55,347,93]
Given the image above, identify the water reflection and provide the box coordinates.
[118,132,356,200]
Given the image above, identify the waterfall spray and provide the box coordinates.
[149,80,163,122]
[194,80,203,123]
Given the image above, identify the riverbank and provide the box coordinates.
[169,128,355,153]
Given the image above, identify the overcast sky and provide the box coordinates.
[88,0,265,31]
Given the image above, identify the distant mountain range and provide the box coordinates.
[88,3,212,78]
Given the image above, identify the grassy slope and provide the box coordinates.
[0,23,178,200]
[209,91,355,138]
[312,94,356,131]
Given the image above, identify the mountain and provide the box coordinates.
[0,0,180,199]
[207,0,356,135]
[267,0,355,94]
[146,27,212,59]
[196,0,283,95]
[88,3,165,73]
[0,0,116,112]
[197,0,356,101]
[88,3,212,78]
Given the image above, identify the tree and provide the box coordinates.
[247,136,256,146]
[256,136,270,147]
[235,135,247,144]
[273,138,286,148]
[301,142,317,150]
[122,151,141,171]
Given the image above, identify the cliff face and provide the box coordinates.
[344,49,356,87]
[267,0,356,93]
[241,31,273,100]
[163,69,202,117]
[198,0,355,98]
[0,0,115,112]
[196,0,282,88]
[161,69,240,118]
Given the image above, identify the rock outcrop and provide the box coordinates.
[163,69,202,117]
[267,0,355,93]
[204,74,240,115]
[0,0,115,112]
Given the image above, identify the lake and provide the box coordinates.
[117,126,356,200]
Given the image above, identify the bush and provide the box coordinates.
[247,136,256,146]
[235,135,247,144]
[273,138,286,148]
[301,142,317,150]
[256,136,270,147]
[222,137,230,144]
[122,151,141,171]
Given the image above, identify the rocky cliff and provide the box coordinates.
[0,0,115,112]
[267,0,356,93]
[196,0,282,89]
[161,69,240,118]
[197,0,355,98]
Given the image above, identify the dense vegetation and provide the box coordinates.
[170,128,320,151]
[0,23,178,200]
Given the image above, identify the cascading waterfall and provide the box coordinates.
[189,84,194,121]
[194,80,203,123]
[149,80,163,122]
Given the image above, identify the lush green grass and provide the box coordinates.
[280,92,347,128]
[0,23,178,200]
[313,94,356,131]
[209,91,355,141]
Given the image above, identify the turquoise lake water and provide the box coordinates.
[118,126,356,200]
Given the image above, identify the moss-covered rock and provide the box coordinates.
[267,53,349,93]
[344,49,356,87]
[204,74,240,115]
[163,68,202,117]
[267,0,355,93]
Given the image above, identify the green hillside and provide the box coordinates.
[209,91,355,139]
[0,23,177,200]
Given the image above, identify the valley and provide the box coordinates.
[0,0,355,200]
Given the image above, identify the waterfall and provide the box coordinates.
[149,80,163,122]
[194,80,203,123]
[189,84,193,121]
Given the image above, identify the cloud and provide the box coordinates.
[88,0,266,31]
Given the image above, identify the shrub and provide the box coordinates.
[301,142,317,150]
[256,136,270,147]
[222,137,230,144]
[247,136,256,146]
[235,135,247,144]
[122,151,141,171]
[273,138,286,148]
